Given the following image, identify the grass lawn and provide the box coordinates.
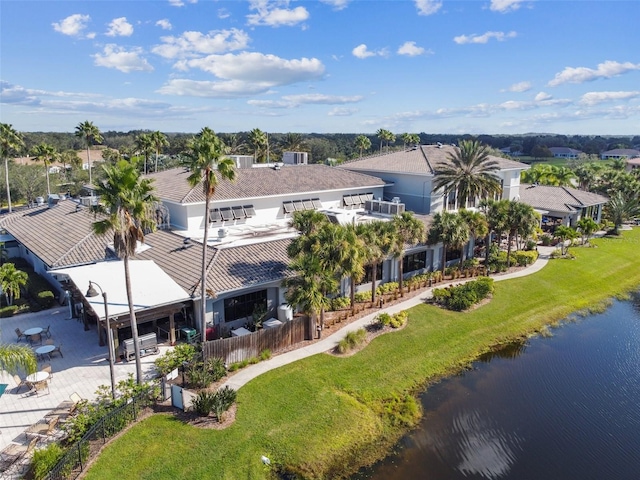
[84,228,640,480]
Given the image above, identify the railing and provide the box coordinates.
[45,394,149,480]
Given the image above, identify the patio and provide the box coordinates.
[0,305,172,453]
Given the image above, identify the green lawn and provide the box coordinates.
[85,229,640,480]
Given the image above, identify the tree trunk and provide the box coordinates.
[87,146,92,186]
[201,195,211,342]
[506,233,513,268]
[4,158,11,213]
[124,256,143,383]
[350,278,356,316]
[371,261,378,303]
[398,257,405,297]
[484,232,491,264]
[441,245,447,273]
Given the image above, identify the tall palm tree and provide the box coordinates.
[31,143,57,196]
[356,221,394,303]
[434,140,502,210]
[459,209,489,262]
[186,127,236,338]
[354,135,371,158]
[504,201,539,266]
[0,123,25,213]
[281,133,307,152]
[92,159,158,383]
[391,212,425,297]
[59,149,81,180]
[576,217,599,246]
[75,120,103,186]
[427,211,469,273]
[0,344,37,375]
[479,198,510,262]
[135,133,154,175]
[248,128,268,163]
[339,225,366,315]
[150,131,169,173]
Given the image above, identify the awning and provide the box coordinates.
[51,260,191,321]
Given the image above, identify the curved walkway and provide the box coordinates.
[223,247,553,391]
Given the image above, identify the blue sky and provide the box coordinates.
[1,0,639,135]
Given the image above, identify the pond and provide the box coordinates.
[354,295,640,480]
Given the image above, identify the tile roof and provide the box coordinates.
[145,164,386,204]
[519,184,608,214]
[339,144,529,175]
[601,148,640,157]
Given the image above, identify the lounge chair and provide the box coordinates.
[25,416,58,439]
[46,399,78,421]
[69,392,83,405]
[15,328,26,342]
[13,375,29,393]
[0,438,38,472]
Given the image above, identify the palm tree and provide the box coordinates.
[427,211,469,273]
[357,221,394,303]
[219,133,247,155]
[92,159,158,383]
[248,128,268,163]
[59,149,81,180]
[281,133,307,152]
[479,199,509,262]
[31,143,57,196]
[433,140,501,209]
[0,343,37,375]
[340,225,366,315]
[1,123,25,213]
[186,127,236,338]
[504,201,539,266]
[604,192,640,235]
[459,209,489,262]
[0,263,28,306]
[288,210,330,259]
[150,131,169,173]
[554,225,577,255]
[576,217,599,246]
[354,135,371,158]
[75,120,103,186]
[135,133,154,175]
[391,212,425,297]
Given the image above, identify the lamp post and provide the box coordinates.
[86,281,116,399]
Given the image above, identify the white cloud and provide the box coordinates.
[397,41,429,57]
[281,93,363,105]
[93,45,154,73]
[580,91,640,106]
[247,1,309,27]
[414,0,442,16]
[320,0,350,10]
[52,14,91,37]
[548,60,640,86]
[152,29,250,59]
[352,44,387,59]
[247,99,293,109]
[490,0,525,13]
[454,31,517,44]
[156,19,172,30]
[504,81,531,93]
[106,17,134,37]
[169,0,197,7]
[158,52,325,97]
[534,91,552,101]
[328,107,358,116]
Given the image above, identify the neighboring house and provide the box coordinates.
[600,148,640,160]
[338,144,530,214]
[518,183,608,230]
[549,147,582,159]
[625,157,640,173]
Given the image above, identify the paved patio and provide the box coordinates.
[0,306,171,453]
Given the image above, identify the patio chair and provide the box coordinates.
[42,325,52,338]
[46,399,78,421]
[15,328,26,342]
[42,364,53,381]
[0,438,38,472]
[34,379,49,396]
[13,375,29,393]
[44,338,54,346]
[29,333,42,346]
[25,416,58,439]
[69,392,83,405]
[51,343,63,358]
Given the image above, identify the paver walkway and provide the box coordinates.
[223,246,554,391]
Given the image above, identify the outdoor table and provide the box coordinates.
[26,371,49,384]
[24,327,43,337]
[35,345,56,360]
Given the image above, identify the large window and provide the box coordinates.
[223,290,267,322]
[403,251,427,274]
[360,263,383,285]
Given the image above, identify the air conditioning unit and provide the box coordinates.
[218,227,229,238]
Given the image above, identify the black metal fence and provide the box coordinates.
[45,394,147,480]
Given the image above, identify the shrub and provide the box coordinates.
[336,328,367,354]
[525,239,538,251]
[389,311,407,328]
[354,291,372,303]
[36,290,55,308]
[330,296,351,311]
[432,277,494,311]
[192,391,217,417]
[374,312,392,327]
[186,357,227,389]
[514,250,538,266]
[259,349,272,361]
[432,288,451,304]
[32,442,67,480]
[154,344,198,376]
[381,394,421,428]
[540,234,553,246]
[376,282,398,296]
[0,305,18,317]
[212,386,237,421]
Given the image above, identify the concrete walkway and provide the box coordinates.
[223,247,553,391]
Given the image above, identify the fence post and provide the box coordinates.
[102,420,107,444]
[78,442,84,471]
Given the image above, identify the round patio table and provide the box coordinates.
[24,327,43,336]
[35,345,55,359]
[26,371,49,383]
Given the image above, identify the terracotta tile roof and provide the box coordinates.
[145,164,386,204]
[519,184,608,213]
[339,144,529,175]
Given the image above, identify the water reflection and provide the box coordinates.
[477,340,527,363]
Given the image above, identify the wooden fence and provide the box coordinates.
[202,316,309,364]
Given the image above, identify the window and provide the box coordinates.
[403,251,427,274]
[283,202,295,213]
[303,199,314,210]
[293,200,305,211]
[224,290,267,322]
[244,205,256,217]
[220,208,233,221]
[209,208,222,223]
[343,195,354,206]
[312,198,322,209]
[360,264,383,285]
[232,206,246,220]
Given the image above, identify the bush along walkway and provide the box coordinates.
[222,247,552,392]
